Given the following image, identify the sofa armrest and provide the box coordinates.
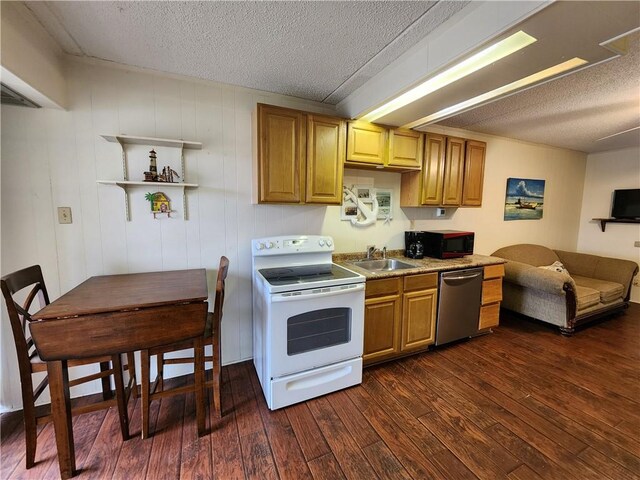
[503,259,576,296]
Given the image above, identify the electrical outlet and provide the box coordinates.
[635,241,640,248]
[58,207,72,224]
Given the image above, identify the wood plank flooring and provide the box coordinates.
[2,304,639,479]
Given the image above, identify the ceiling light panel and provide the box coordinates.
[359,31,537,123]
[404,58,588,129]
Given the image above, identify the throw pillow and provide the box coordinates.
[539,261,569,275]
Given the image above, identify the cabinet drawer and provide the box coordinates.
[479,303,500,329]
[484,264,505,279]
[482,278,503,305]
[403,273,438,292]
[365,277,402,298]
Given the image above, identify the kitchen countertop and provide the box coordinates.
[334,251,505,279]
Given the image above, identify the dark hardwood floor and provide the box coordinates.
[3,304,640,479]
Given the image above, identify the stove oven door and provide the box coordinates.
[267,283,365,378]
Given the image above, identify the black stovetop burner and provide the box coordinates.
[259,263,359,286]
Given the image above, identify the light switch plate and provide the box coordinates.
[58,207,72,224]
[635,241,640,248]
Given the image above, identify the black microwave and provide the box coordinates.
[406,230,474,259]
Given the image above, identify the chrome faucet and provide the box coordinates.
[382,246,387,259]
[366,245,377,259]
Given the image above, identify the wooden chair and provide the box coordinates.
[140,256,229,438]
[1,265,136,468]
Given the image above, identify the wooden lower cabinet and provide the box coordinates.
[363,273,437,366]
[363,294,402,364]
[401,289,437,351]
[479,264,505,330]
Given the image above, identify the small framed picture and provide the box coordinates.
[375,189,393,220]
[341,200,358,220]
[355,186,372,203]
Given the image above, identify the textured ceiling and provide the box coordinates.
[23,1,640,153]
[437,32,640,153]
[25,1,467,103]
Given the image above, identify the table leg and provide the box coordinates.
[47,360,76,479]
[112,354,130,441]
[140,350,151,439]
[194,337,206,436]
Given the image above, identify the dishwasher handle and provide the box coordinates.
[440,269,483,284]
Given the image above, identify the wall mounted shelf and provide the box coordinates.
[98,134,202,220]
[100,134,202,150]
[593,218,640,232]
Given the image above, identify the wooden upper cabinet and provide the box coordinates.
[400,133,487,208]
[388,129,423,170]
[256,104,344,205]
[306,114,345,205]
[420,133,446,205]
[257,104,306,203]
[461,140,486,206]
[442,136,465,206]
[346,121,387,167]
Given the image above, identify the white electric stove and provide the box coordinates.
[252,235,365,410]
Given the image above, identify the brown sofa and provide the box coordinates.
[492,244,638,335]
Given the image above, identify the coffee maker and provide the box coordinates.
[405,231,425,259]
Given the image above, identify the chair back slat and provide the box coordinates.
[213,256,229,325]
[1,266,50,371]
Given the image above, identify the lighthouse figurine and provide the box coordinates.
[144,149,158,181]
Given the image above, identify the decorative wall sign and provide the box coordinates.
[342,186,378,226]
[145,192,174,218]
[504,178,545,221]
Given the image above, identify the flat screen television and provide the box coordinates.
[611,189,640,219]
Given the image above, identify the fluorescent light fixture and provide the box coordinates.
[359,30,537,123]
[403,57,588,129]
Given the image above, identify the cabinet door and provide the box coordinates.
[257,104,306,203]
[388,129,423,170]
[346,121,387,166]
[306,115,345,205]
[420,134,446,205]
[401,288,437,352]
[363,294,401,365]
[461,140,486,206]
[442,136,465,206]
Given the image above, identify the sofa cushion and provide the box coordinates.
[492,244,560,267]
[575,285,601,310]
[572,275,624,303]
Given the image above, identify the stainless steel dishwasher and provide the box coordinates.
[435,267,483,346]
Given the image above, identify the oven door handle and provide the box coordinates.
[271,283,365,303]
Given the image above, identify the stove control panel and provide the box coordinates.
[252,235,335,255]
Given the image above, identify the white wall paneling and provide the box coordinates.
[1,58,590,411]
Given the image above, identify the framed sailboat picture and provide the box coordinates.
[504,178,545,220]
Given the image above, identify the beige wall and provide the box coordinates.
[1,2,68,109]
[577,147,640,302]
[0,58,588,411]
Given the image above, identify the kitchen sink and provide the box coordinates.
[351,258,416,272]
